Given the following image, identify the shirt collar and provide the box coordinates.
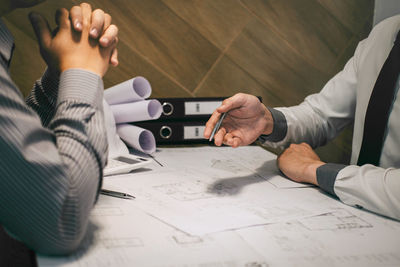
[0,19,14,65]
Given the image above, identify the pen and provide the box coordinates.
[100,189,135,200]
[209,112,227,141]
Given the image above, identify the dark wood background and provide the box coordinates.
[4,0,374,163]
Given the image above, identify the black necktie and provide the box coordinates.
[357,30,400,166]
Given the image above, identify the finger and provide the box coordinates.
[69,5,83,31]
[29,12,52,49]
[103,13,112,33]
[223,133,234,146]
[217,93,246,113]
[300,142,312,149]
[55,8,70,30]
[231,136,242,148]
[204,111,222,138]
[90,9,105,39]
[214,127,227,147]
[110,47,119,66]
[80,2,92,30]
[100,24,118,47]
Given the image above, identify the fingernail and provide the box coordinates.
[90,28,98,38]
[100,37,109,45]
[75,21,82,30]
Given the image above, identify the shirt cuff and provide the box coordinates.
[57,69,103,107]
[316,163,346,197]
[40,68,60,106]
[258,107,287,142]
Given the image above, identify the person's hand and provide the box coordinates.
[277,143,325,185]
[69,4,119,66]
[29,3,117,77]
[204,93,273,147]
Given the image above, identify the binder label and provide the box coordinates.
[184,126,206,139]
[185,101,222,115]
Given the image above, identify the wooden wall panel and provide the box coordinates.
[224,18,330,106]
[162,0,252,50]
[4,0,374,164]
[240,0,353,75]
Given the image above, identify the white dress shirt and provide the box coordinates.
[262,15,400,221]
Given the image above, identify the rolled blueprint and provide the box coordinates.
[110,99,162,124]
[103,99,129,158]
[104,76,152,105]
[116,124,156,154]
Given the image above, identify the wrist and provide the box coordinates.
[304,161,325,185]
[60,65,103,78]
[262,105,274,135]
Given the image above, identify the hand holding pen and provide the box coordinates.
[208,112,226,142]
[204,93,273,147]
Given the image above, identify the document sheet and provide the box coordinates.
[38,196,267,267]
[37,145,400,267]
[102,146,329,235]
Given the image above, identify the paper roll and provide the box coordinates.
[116,124,156,154]
[103,99,129,158]
[104,76,152,105]
[110,99,162,124]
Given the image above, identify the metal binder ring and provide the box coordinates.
[162,102,174,116]
[160,126,172,139]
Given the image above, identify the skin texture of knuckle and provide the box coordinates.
[80,3,91,9]
[236,92,244,98]
[94,8,103,14]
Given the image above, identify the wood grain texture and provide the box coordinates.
[162,0,253,50]
[225,18,330,106]
[3,0,374,164]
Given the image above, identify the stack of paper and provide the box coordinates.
[104,77,162,154]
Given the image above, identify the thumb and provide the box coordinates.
[29,12,52,50]
[217,93,246,113]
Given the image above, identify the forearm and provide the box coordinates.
[263,99,350,150]
[318,164,400,221]
[261,49,359,149]
[0,69,108,255]
[26,68,59,127]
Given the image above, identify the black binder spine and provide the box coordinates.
[133,121,208,144]
[152,97,226,121]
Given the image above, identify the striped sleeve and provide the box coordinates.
[0,68,108,255]
[26,68,59,126]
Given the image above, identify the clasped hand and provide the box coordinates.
[29,3,118,77]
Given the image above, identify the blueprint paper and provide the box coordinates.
[103,100,129,158]
[117,124,156,154]
[37,195,266,267]
[36,146,400,266]
[104,76,151,105]
[236,206,400,267]
[156,146,310,188]
[218,146,311,188]
[101,146,336,235]
[111,99,162,124]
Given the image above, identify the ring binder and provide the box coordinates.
[152,96,262,121]
[151,97,227,121]
[162,102,174,116]
[133,121,208,144]
[160,125,172,139]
